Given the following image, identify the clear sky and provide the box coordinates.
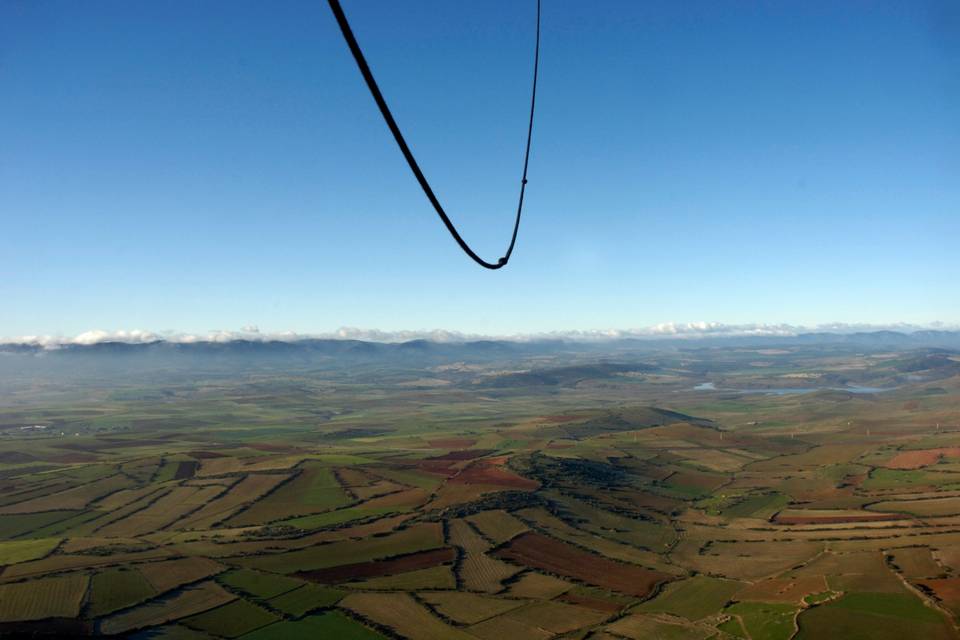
[2,0,958,338]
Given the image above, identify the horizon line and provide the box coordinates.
[4,321,959,349]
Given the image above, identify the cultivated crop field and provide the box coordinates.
[1,340,959,638]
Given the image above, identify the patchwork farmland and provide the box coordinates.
[1,339,960,638]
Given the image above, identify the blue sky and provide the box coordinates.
[2,0,958,338]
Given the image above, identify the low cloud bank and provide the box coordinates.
[3,322,955,349]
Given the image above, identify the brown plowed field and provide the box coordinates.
[774,513,910,525]
[494,532,669,597]
[49,453,98,463]
[451,459,539,490]
[885,448,960,470]
[918,578,960,616]
[416,459,463,477]
[295,547,455,584]
[187,450,226,459]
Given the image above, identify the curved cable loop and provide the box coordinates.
[327,0,540,269]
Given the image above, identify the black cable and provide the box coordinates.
[327,0,540,270]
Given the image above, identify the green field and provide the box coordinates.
[725,602,799,640]
[797,593,955,640]
[0,512,82,539]
[639,575,744,620]
[722,493,790,519]
[181,599,278,638]
[217,569,303,599]
[239,612,385,640]
[87,567,157,617]
[0,537,60,564]
[236,523,443,574]
[267,584,344,616]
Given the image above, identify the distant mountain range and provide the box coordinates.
[1,330,958,376]
[3,330,960,357]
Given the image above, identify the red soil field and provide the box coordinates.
[295,547,455,583]
[450,458,539,490]
[919,578,960,614]
[495,532,670,597]
[774,513,910,525]
[844,473,868,487]
[414,459,463,477]
[541,415,581,423]
[885,448,960,470]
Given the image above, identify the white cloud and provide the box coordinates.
[72,329,161,345]
[1,321,955,349]
[6,329,161,349]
